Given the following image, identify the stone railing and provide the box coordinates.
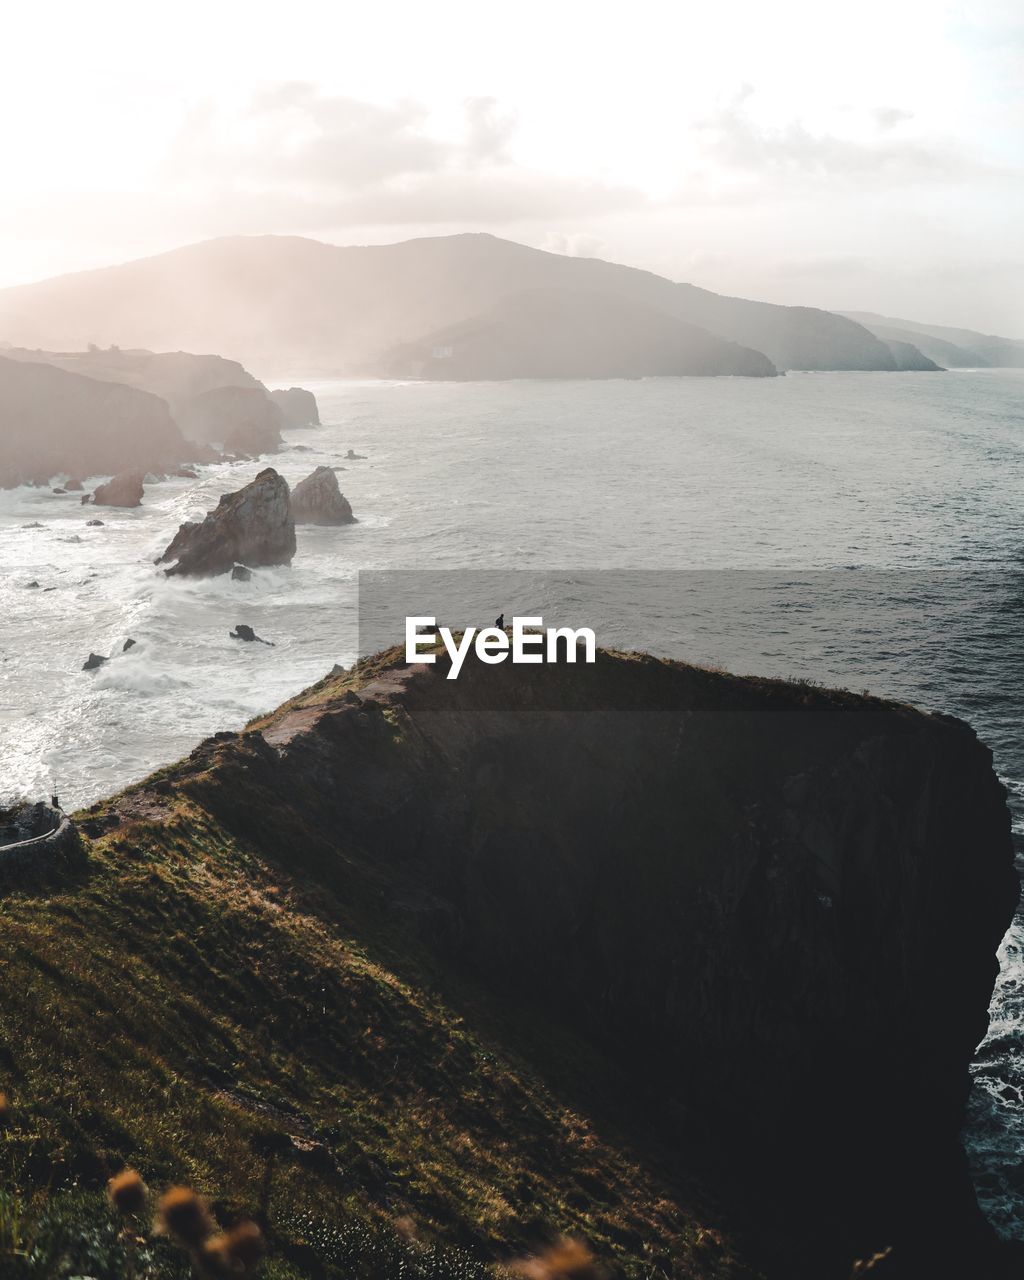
[0,802,87,888]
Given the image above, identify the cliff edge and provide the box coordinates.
[1,649,1016,1279]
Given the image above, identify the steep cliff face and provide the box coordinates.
[156,467,295,576]
[0,355,191,487]
[189,650,1016,1276]
[175,385,284,454]
[7,649,1016,1279]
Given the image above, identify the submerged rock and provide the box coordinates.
[92,472,144,508]
[344,448,366,460]
[156,468,295,578]
[230,624,273,645]
[85,519,104,527]
[231,564,253,582]
[82,652,108,671]
[290,466,357,526]
[122,638,136,652]
[270,386,320,427]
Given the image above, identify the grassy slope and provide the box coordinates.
[0,651,768,1279]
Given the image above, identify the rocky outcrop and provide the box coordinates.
[290,466,356,525]
[91,471,144,507]
[178,650,1017,1276]
[176,386,284,455]
[0,355,192,489]
[156,468,295,578]
[0,346,264,413]
[270,387,320,427]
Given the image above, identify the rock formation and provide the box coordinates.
[290,466,356,525]
[91,471,144,508]
[82,653,108,670]
[0,355,192,489]
[179,649,1016,1276]
[156,468,295,578]
[270,387,320,427]
[230,624,273,645]
[176,386,284,456]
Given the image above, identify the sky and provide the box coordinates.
[1,0,1021,332]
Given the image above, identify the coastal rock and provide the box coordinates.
[231,564,253,582]
[65,477,84,492]
[199,650,1017,1275]
[176,386,284,456]
[270,386,320,427]
[82,653,108,671]
[290,466,356,526]
[230,624,273,645]
[156,468,295,578]
[344,449,366,460]
[92,471,144,508]
[52,487,67,495]
[85,519,104,526]
[0,355,193,489]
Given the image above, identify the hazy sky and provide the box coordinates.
[2,0,1021,331]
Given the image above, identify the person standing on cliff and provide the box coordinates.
[495,613,505,629]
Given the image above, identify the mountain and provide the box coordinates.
[0,233,914,376]
[381,287,777,379]
[844,312,1024,369]
[1,646,1016,1278]
[0,354,193,486]
[883,339,943,371]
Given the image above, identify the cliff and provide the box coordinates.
[0,232,916,374]
[0,345,263,414]
[0,354,193,487]
[0,649,1016,1279]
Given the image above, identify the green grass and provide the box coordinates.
[0,648,801,1278]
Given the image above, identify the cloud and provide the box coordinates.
[695,92,978,183]
[155,85,645,233]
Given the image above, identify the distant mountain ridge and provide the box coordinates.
[0,232,934,377]
[843,311,1024,369]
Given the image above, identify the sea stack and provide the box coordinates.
[290,466,356,526]
[156,468,295,578]
[270,387,320,427]
[91,471,145,508]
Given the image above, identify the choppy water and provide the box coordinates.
[1,369,1023,1231]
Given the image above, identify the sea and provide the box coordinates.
[1,368,1023,1234]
